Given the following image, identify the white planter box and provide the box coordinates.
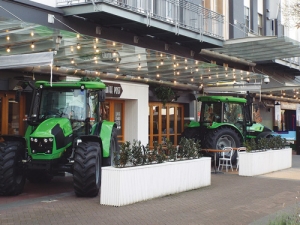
[238,148,292,176]
[100,157,211,206]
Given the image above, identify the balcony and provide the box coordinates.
[56,0,224,47]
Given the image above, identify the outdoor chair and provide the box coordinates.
[236,147,247,171]
[218,147,233,172]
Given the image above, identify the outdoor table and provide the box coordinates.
[203,148,233,174]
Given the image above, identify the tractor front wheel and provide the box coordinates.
[0,141,26,196]
[73,141,101,197]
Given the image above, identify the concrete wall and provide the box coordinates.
[102,80,149,145]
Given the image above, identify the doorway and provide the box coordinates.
[0,92,25,136]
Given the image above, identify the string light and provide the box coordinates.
[30,31,34,37]
[157,74,159,77]
[185,65,188,70]
[138,63,141,69]
[71,58,74,64]
[6,36,9,41]
[116,67,119,72]
[113,42,116,46]
[6,47,10,52]
[77,43,81,49]
[70,46,74,52]
[77,33,80,38]
[173,55,176,60]
[95,38,98,43]
[31,42,35,49]
[191,78,194,82]
[160,59,164,65]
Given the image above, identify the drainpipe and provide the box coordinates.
[200,49,256,67]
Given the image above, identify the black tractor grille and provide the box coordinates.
[30,138,53,154]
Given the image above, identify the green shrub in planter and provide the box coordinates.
[178,137,201,159]
[244,136,287,152]
[130,140,144,166]
[165,139,177,161]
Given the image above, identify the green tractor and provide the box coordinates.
[0,80,119,197]
[182,95,274,163]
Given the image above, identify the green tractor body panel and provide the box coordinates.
[187,121,200,128]
[27,118,73,160]
[247,123,265,132]
[197,96,246,104]
[35,81,106,89]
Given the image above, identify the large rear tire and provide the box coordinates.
[204,127,241,164]
[73,141,101,197]
[0,141,26,196]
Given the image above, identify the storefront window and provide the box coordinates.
[148,103,184,147]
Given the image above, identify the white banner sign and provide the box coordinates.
[297,104,300,126]
[274,102,281,127]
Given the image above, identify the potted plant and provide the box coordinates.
[154,86,176,106]
[239,136,292,176]
[101,139,211,206]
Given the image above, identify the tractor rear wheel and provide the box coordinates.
[73,141,101,197]
[0,141,26,196]
[205,127,241,164]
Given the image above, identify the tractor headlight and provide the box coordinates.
[49,138,53,142]
[30,138,34,142]
[44,138,48,143]
[34,138,38,143]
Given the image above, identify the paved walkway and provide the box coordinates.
[0,156,299,225]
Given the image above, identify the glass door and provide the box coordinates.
[148,102,184,147]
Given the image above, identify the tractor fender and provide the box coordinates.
[0,135,26,147]
[256,131,276,139]
[89,120,117,158]
[208,124,244,143]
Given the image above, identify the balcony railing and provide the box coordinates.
[57,0,224,40]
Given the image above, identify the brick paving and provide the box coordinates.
[0,156,299,225]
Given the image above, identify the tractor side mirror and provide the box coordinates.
[98,90,106,102]
[15,90,21,103]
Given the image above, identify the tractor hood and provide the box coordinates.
[31,118,73,137]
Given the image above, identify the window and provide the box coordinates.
[148,103,184,147]
[244,6,250,35]
[258,13,263,35]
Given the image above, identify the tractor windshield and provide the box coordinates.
[39,89,87,120]
[201,102,222,123]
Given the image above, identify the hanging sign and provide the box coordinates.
[104,82,123,97]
